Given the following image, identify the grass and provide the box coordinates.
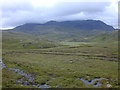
[2,31,119,88]
[60,42,92,46]
[2,31,59,50]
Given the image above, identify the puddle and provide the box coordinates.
[80,78,102,87]
[39,84,50,88]
[0,63,6,69]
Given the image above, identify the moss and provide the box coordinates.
[35,76,51,85]
[93,81,98,85]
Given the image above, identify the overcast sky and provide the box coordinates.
[0,0,119,29]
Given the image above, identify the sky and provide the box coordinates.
[0,0,119,29]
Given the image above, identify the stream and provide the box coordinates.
[9,68,50,88]
[0,58,50,88]
[9,68,51,88]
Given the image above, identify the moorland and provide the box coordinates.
[1,20,119,88]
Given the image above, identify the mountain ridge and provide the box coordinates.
[4,20,116,42]
[12,20,114,32]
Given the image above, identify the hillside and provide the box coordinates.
[2,31,59,50]
[12,20,114,33]
[4,20,117,42]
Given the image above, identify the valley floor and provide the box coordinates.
[2,41,119,88]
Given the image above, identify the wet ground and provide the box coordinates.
[1,58,111,88]
[0,58,6,70]
[80,78,102,87]
[9,68,50,88]
[1,58,50,88]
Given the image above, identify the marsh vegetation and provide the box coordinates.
[2,30,119,88]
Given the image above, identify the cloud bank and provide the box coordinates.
[0,0,118,29]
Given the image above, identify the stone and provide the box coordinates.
[107,84,112,88]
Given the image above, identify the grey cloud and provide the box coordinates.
[1,0,117,28]
[41,2,111,18]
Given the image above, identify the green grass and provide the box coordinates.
[2,42,119,88]
[2,31,59,50]
[2,31,119,88]
[2,51,118,88]
[60,42,92,47]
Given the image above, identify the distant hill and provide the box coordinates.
[10,20,114,33]
[5,20,116,42]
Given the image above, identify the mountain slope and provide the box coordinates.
[2,31,59,50]
[11,20,114,33]
[6,20,116,42]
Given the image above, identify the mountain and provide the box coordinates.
[6,20,115,42]
[11,20,114,33]
[44,20,114,30]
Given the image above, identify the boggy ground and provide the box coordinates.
[2,41,119,88]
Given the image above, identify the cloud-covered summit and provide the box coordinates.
[0,0,118,29]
